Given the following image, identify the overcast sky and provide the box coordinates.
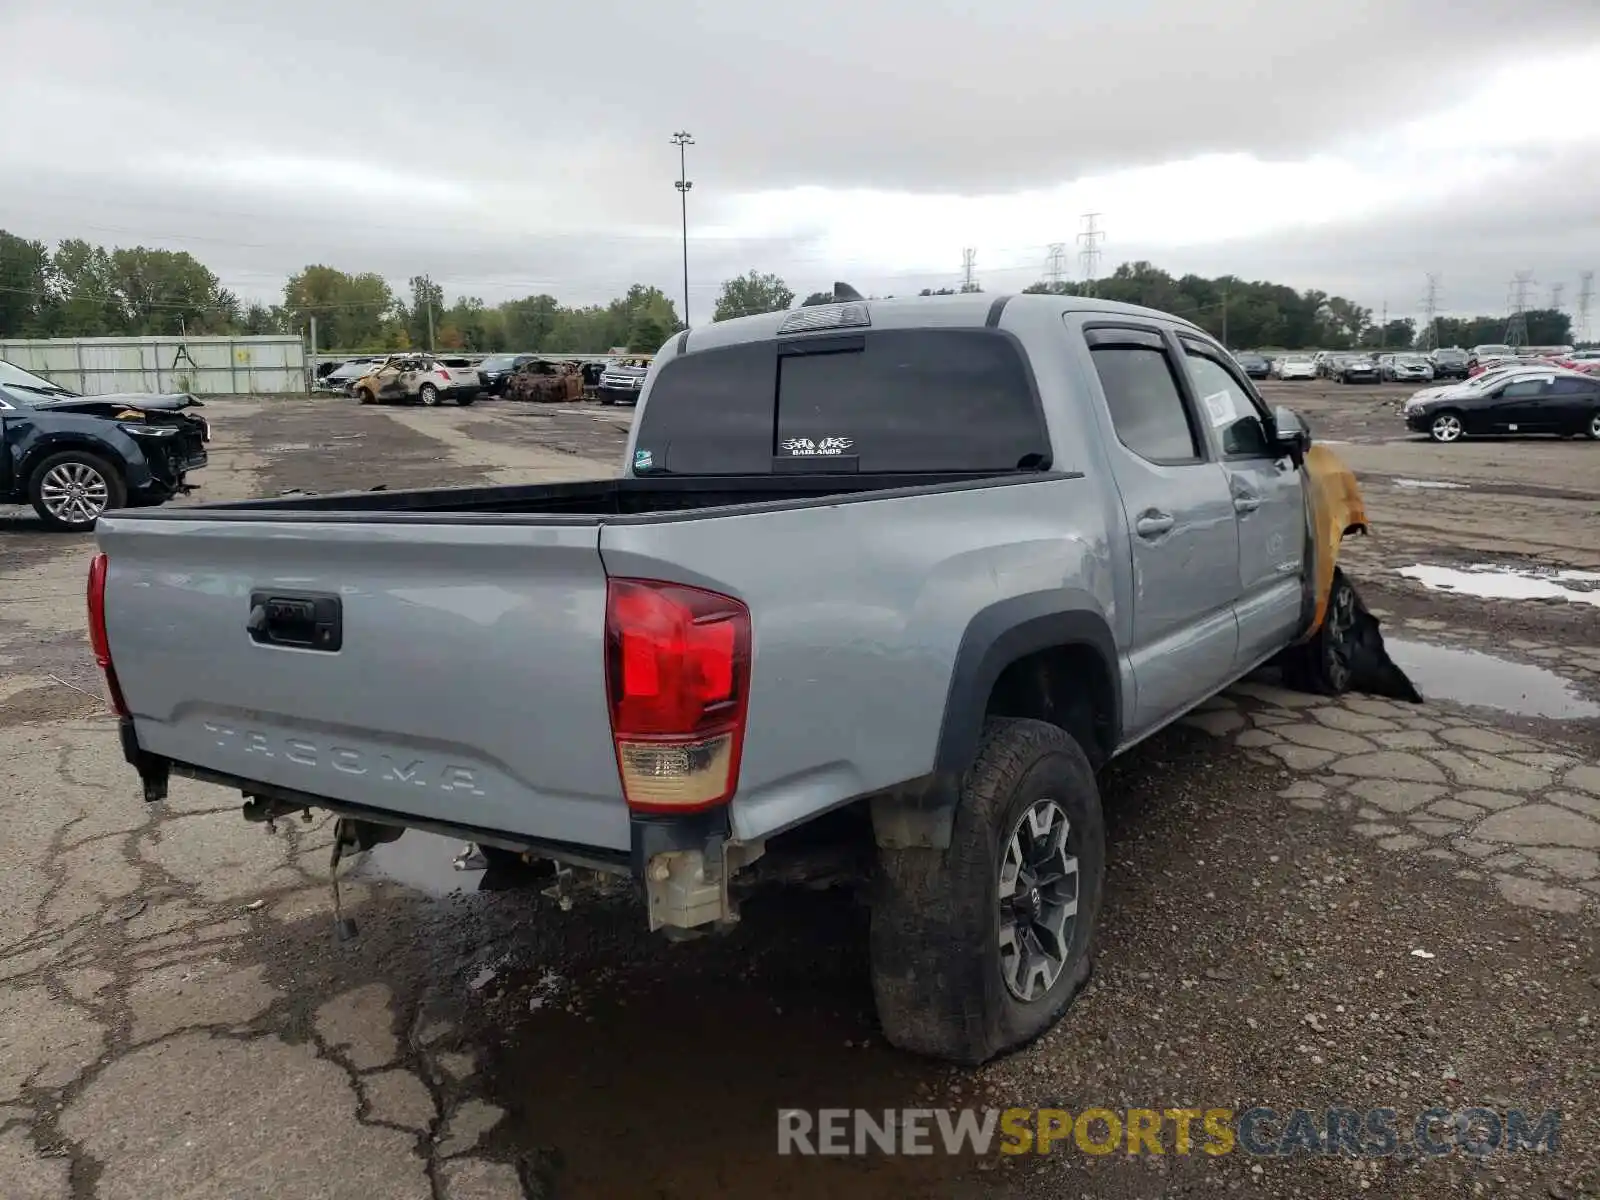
[4,0,1600,326]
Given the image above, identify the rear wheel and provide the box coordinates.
[870,718,1104,1065]
[28,450,127,532]
[1585,411,1600,440]
[1429,410,1465,443]
[419,383,441,407]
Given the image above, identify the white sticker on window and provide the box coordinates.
[782,436,855,456]
[1201,390,1235,427]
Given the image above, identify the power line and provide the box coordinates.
[1076,214,1103,298]
[959,248,978,293]
[1044,243,1067,287]
[1577,271,1595,344]
[1419,273,1441,351]
[1505,270,1535,347]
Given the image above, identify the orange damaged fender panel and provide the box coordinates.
[1301,443,1369,637]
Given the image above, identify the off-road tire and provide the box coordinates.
[28,450,127,532]
[418,383,441,407]
[1281,568,1358,695]
[356,388,376,405]
[869,717,1105,1066]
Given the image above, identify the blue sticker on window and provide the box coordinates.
[634,448,654,471]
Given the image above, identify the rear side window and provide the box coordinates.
[1090,346,1202,464]
[633,330,1050,474]
[633,342,777,474]
[775,330,1047,471]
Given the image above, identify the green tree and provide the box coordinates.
[1359,317,1417,350]
[44,238,120,336]
[800,290,836,306]
[713,271,794,321]
[501,294,559,349]
[106,246,232,335]
[283,266,396,349]
[403,275,446,350]
[0,231,53,337]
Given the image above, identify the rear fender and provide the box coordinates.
[1297,443,1369,639]
[871,592,1120,851]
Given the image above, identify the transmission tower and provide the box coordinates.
[1419,273,1442,351]
[1045,243,1067,289]
[1549,282,1566,313]
[959,248,978,293]
[1077,214,1104,298]
[1577,271,1595,344]
[1505,271,1535,348]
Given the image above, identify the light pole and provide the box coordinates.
[671,131,694,328]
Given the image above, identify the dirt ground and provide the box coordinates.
[1,383,1597,1200]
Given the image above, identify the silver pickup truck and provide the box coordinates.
[90,293,1382,1065]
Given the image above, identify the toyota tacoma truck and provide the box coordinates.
[89,293,1382,1065]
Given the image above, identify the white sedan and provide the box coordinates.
[1274,356,1317,380]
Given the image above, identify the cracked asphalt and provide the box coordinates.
[1,386,1596,1200]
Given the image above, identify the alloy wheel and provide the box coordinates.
[1431,413,1463,443]
[997,799,1079,1003]
[39,461,110,526]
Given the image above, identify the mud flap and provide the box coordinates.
[1282,568,1422,703]
[1340,573,1423,703]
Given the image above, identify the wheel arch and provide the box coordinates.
[19,434,132,490]
[1297,443,1371,639]
[870,591,1121,851]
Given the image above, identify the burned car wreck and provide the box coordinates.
[1,360,210,531]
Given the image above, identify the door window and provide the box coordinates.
[1499,379,1547,399]
[1088,345,1202,465]
[1550,377,1594,395]
[1181,346,1273,457]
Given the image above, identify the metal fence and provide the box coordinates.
[1,335,308,396]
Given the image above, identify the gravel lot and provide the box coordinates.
[1,383,1596,1200]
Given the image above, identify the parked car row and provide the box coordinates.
[314,352,653,407]
[1235,346,1482,383]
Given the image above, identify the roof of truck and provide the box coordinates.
[677,292,1206,356]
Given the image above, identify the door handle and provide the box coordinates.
[1135,511,1175,538]
[1233,494,1261,514]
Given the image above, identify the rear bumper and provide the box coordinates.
[115,717,739,898]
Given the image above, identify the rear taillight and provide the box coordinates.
[86,553,130,718]
[604,578,751,813]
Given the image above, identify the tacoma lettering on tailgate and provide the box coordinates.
[201,722,487,796]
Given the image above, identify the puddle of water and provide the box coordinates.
[1385,639,1600,719]
[492,890,963,1198]
[353,831,480,897]
[1398,563,1600,607]
[1392,478,1468,490]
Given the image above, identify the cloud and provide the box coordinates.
[2,0,1598,320]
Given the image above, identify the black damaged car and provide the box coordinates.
[1,360,210,531]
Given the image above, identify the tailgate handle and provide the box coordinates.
[248,591,343,652]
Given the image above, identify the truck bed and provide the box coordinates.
[148,472,1012,522]
[96,467,1077,860]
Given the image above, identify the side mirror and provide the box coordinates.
[1272,406,1312,457]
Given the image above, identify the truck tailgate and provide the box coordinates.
[95,516,629,851]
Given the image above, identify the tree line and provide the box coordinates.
[0,229,1576,353]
